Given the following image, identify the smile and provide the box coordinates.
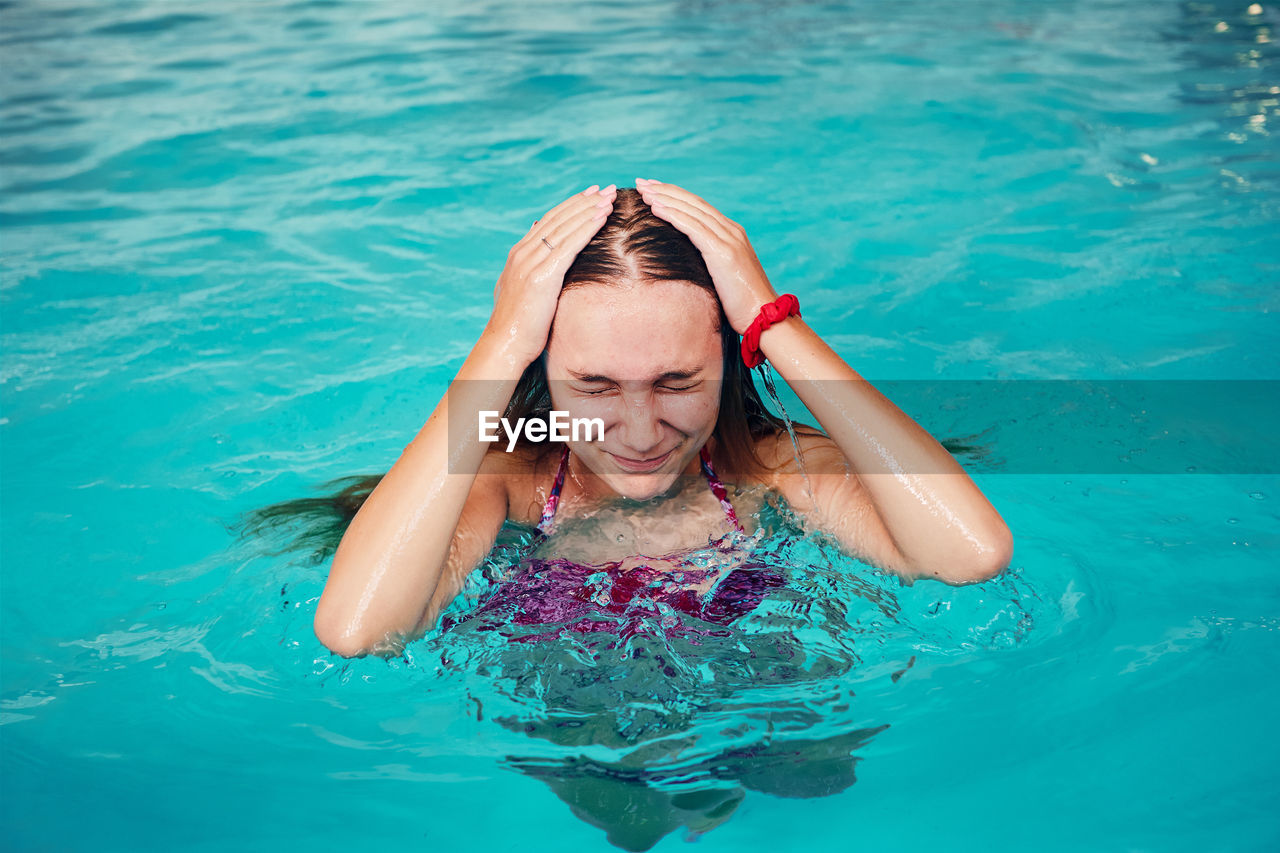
[609,448,674,472]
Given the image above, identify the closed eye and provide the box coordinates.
[579,384,698,395]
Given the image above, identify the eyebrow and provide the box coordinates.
[567,368,703,383]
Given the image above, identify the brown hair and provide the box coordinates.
[232,188,818,561]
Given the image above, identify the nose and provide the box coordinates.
[615,393,664,456]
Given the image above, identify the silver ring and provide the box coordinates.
[541,236,555,250]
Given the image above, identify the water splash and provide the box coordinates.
[756,362,817,510]
[423,522,1044,754]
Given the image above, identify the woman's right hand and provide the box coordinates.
[484,183,617,369]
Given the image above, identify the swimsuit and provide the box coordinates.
[440,444,787,644]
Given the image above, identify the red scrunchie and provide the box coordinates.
[740,294,801,368]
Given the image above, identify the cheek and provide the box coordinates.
[556,396,607,424]
[668,392,719,427]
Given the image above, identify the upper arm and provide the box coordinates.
[764,430,912,578]
[411,449,510,637]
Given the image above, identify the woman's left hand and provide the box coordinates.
[635,179,779,335]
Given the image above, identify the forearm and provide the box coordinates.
[758,315,1012,579]
[313,333,524,655]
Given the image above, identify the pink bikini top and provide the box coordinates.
[440,443,785,644]
[534,443,744,538]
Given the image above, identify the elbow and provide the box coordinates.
[313,609,414,660]
[912,527,1014,586]
[959,526,1014,584]
[313,594,363,657]
[967,527,1008,581]
[313,598,386,659]
[314,615,372,659]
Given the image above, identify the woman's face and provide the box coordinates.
[544,280,725,502]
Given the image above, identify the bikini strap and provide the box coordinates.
[534,444,571,537]
[699,445,745,533]
[535,443,743,537]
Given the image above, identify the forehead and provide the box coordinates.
[547,281,722,378]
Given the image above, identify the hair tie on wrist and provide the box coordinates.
[741,294,800,368]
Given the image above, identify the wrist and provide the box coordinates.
[469,328,537,380]
[756,311,804,351]
[739,293,801,368]
[732,291,781,336]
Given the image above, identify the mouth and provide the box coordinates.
[608,447,675,473]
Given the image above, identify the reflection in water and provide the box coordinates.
[502,723,888,851]
[1168,0,1279,159]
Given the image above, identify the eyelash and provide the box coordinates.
[582,385,697,395]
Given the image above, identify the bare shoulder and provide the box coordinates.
[701,427,831,526]
[488,442,560,529]
[750,426,846,486]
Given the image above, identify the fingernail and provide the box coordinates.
[582,184,600,195]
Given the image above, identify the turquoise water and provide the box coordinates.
[3,0,1278,850]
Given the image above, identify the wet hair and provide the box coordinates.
[232,188,817,563]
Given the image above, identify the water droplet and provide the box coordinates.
[758,363,816,508]
[1227,518,1239,525]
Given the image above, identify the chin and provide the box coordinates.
[607,471,680,501]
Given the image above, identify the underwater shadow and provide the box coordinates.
[498,717,889,851]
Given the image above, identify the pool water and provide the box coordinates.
[2,0,1278,850]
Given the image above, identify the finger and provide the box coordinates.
[536,183,614,242]
[642,192,737,245]
[638,180,742,234]
[520,184,614,247]
[548,183,615,224]
[540,196,613,258]
[636,179,716,211]
[519,184,601,238]
[518,197,612,265]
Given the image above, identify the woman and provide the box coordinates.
[310,180,1013,658]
